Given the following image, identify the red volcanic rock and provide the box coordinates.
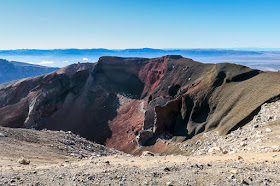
[138,57,167,90]
[106,99,144,153]
[1,56,280,154]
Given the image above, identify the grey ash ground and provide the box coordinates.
[1,101,280,185]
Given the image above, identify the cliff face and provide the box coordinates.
[1,55,280,153]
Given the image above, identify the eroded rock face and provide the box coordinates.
[1,55,280,153]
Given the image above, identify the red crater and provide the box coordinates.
[1,56,280,154]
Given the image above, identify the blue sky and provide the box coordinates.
[0,0,279,49]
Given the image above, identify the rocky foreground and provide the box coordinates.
[1,101,280,185]
[1,153,280,186]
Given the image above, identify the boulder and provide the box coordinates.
[18,157,30,165]
[208,147,222,154]
[141,151,154,156]
[265,128,272,133]
[0,133,7,137]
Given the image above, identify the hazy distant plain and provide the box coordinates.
[0,48,280,71]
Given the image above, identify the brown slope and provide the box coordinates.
[139,60,280,146]
[0,56,280,154]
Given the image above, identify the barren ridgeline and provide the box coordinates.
[1,56,280,185]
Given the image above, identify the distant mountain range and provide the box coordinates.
[0,48,280,70]
[0,48,280,85]
[0,48,273,60]
[0,59,59,84]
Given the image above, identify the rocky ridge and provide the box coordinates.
[0,127,120,160]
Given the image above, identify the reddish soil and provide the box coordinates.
[106,100,144,153]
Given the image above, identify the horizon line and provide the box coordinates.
[0,47,280,51]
